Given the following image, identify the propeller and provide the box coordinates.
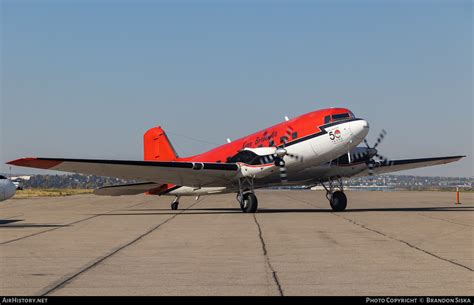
[356,129,393,176]
[272,127,302,183]
[258,126,302,183]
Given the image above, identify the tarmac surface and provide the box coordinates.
[0,190,472,296]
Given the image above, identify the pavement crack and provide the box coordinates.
[38,198,204,296]
[415,213,474,228]
[252,214,284,296]
[333,213,473,273]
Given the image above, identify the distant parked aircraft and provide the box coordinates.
[0,175,16,201]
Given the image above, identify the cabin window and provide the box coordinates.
[269,139,274,146]
[292,132,298,139]
[280,136,288,144]
[332,113,350,121]
[324,115,331,124]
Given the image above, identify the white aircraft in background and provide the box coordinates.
[0,175,16,201]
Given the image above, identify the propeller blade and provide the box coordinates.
[373,129,387,149]
[272,154,291,183]
[368,167,374,176]
[375,153,394,166]
[279,166,288,183]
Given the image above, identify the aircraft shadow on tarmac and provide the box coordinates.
[0,219,69,228]
[97,205,473,216]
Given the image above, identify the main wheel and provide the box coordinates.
[330,191,347,212]
[171,202,179,210]
[241,193,258,213]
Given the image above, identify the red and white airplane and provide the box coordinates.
[7,107,463,212]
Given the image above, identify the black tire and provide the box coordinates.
[330,191,347,212]
[241,193,258,213]
[171,202,179,210]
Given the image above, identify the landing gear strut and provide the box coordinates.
[236,177,258,213]
[321,178,347,212]
[171,196,180,210]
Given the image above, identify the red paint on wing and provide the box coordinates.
[6,158,62,169]
[145,183,174,195]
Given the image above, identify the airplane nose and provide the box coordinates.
[352,119,369,140]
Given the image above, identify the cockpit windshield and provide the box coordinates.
[332,113,350,121]
[323,110,355,125]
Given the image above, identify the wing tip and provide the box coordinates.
[445,155,466,161]
[6,157,37,166]
[6,157,62,169]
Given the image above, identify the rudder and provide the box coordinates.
[144,126,179,161]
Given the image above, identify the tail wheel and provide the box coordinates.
[330,191,347,212]
[241,193,258,213]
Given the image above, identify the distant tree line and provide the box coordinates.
[23,174,133,189]
[15,173,473,190]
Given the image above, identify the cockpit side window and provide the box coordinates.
[332,113,350,121]
[324,115,331,124]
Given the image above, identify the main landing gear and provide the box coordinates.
[237,192,258,213]
[171,196,180,210]
[236,177,258,213]
[321,178,347,212]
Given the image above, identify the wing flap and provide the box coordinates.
[94,182,165,196]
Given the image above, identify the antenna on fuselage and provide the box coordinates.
[227,138,231,143]
[284,116,289,121]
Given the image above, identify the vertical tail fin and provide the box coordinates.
[143,126,179,161]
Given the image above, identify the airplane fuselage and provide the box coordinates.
[167,108,369,196]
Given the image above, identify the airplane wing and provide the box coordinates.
[6,158,240,188]
[353,155,465,177]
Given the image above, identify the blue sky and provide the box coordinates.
[1,0,472,177]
